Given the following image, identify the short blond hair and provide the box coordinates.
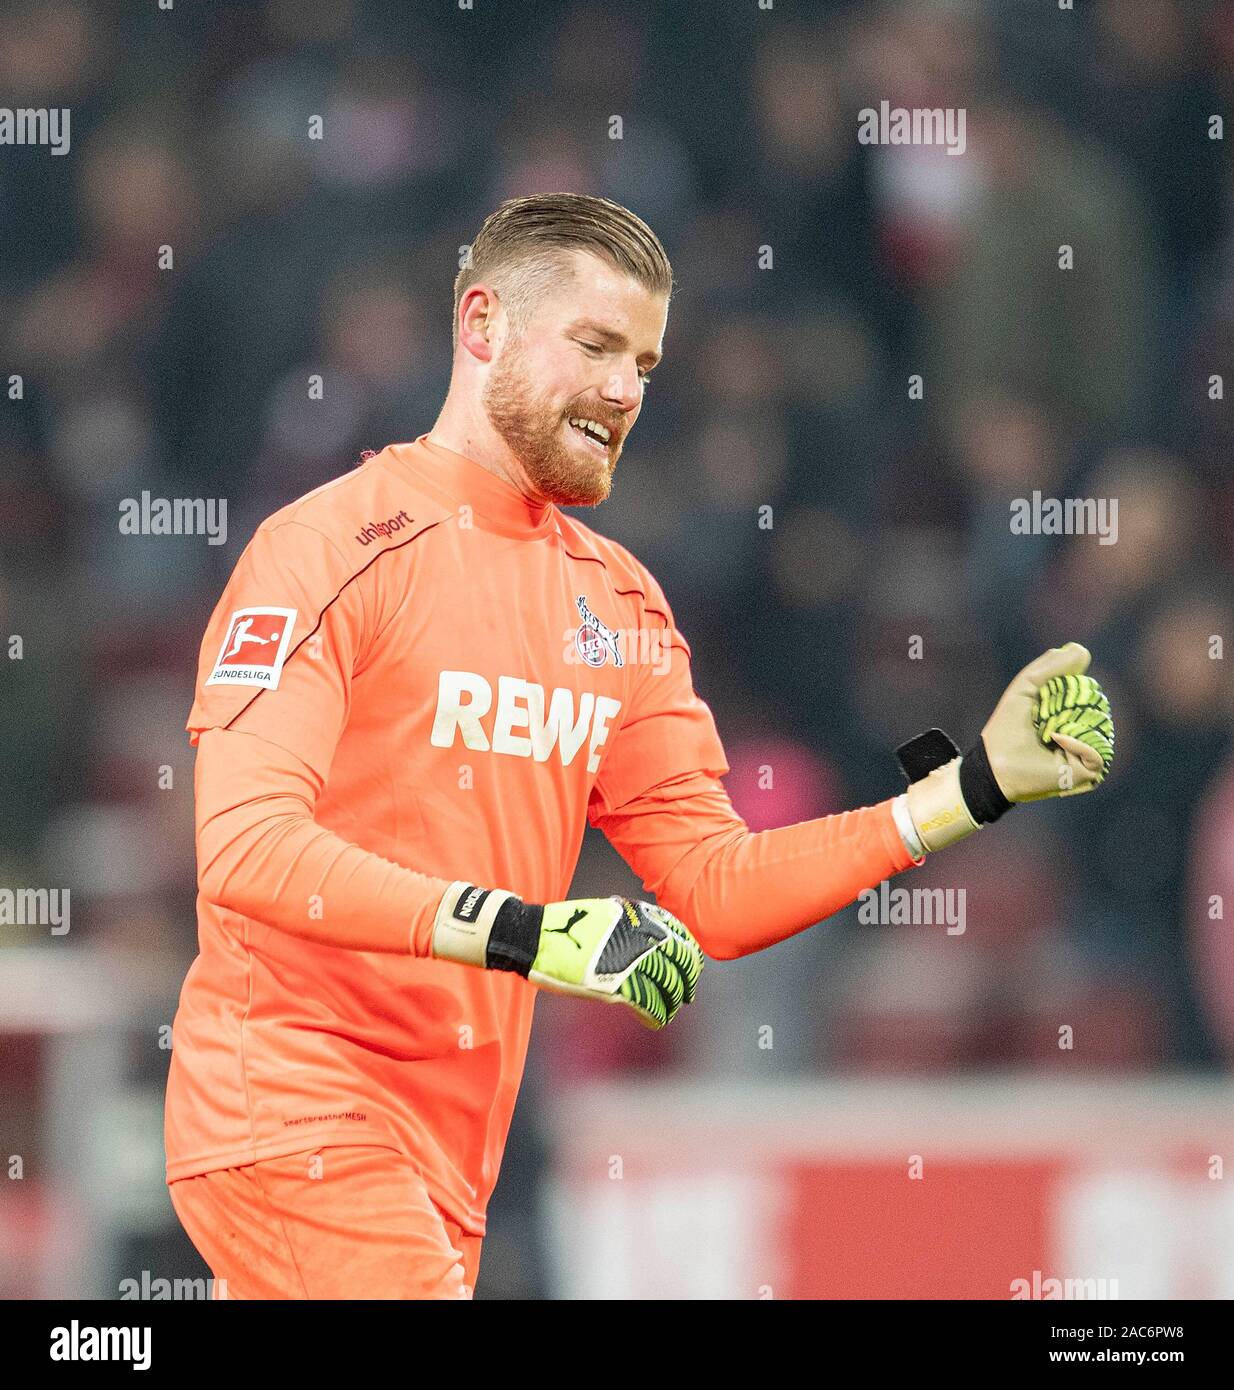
[452,193,673,347]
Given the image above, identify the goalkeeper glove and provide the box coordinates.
[899,642,1112,854]
[430,882,704,1029]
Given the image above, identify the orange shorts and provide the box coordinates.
[168,1145,482,1299]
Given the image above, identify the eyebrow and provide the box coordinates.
[569,318,662,368]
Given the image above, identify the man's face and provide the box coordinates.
[481,249,668,506]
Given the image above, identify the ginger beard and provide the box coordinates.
[481,332,624,507]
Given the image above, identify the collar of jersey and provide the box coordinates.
[392,436,561,540]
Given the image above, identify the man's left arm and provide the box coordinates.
[588,592,919,961]
[590,766,917,961]
[590,581,1111,963]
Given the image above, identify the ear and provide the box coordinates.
[457,284,498,363]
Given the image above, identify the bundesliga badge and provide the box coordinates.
[574,595,624,669]
[205,606,298,689]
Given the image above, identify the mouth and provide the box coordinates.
[564,414,617,459]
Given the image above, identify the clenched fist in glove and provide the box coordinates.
[431,882,704,1029]
[899,643,1114,854]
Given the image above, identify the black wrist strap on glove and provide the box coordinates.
[897,727,1014,826]
[486,895,542,975]
[958,737,1013,825]
[896,728,960,782]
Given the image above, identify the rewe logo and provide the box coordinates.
[431,671,621,773]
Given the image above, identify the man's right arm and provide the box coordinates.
[194,725,450,955]
[194,723,703,1027]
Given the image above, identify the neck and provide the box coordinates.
[428,388,544,503]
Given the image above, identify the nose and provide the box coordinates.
[598,361,643,414]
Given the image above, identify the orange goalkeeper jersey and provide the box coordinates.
[165,436,914,1234]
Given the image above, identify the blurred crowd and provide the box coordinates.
[4,0,1234,1293]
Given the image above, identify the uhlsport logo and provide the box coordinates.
[205,607,298,690]
[574,595,624,668]
[355,509,414,545]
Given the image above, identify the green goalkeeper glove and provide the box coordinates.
[430,882,704,1029]
[901,642,1113,853]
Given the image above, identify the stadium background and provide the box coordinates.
[3,0,1234,1298]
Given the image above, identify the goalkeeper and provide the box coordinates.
[165,193,1112,1299]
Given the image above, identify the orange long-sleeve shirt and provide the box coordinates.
[165,436,916,1233]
